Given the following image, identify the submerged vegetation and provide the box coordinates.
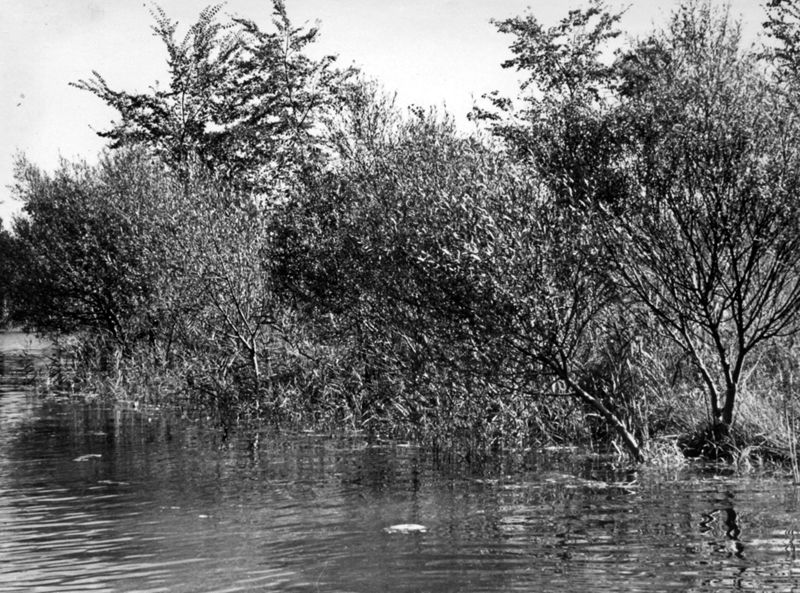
[4,0,800,464]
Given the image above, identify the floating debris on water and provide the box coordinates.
[384,524,427,534]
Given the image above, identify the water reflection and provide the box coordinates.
[2,342,800,592]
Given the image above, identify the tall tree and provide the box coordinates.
[466,1,644,458]
[610,2,800,435]
[473,0,627,207]
[72,1,353,197]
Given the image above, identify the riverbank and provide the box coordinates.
[1,355,800,593]
[7,330,796,474]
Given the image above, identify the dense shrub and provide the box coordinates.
[6,0,800,464]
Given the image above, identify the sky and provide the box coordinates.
[1,0,766,226]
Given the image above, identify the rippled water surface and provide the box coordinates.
[2,332,800,592]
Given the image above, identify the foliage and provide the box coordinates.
[72,1,353,196]
[763,0,800,80]
[0,221,20,325]
[11,147,304,407]
[608,2,800,433]
[473,0,800,459]
[473,0,627,207]
[170,182,300,399]
[8,0,800,466]
[291,104,647,459]
[48,3,358,397]
[11,150,184,353]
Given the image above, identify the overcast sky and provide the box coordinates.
[1,0,765,225]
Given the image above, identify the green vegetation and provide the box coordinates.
[4,0,800,464]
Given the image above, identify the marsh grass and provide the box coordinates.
[26,325,800,471]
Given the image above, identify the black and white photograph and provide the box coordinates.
[1,0,799,591]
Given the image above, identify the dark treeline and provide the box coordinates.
[4,0,800,463]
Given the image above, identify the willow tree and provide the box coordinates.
[465,1,644,458]
[609,2,800,435]
[295,103,646,459]
[473,0,628,208]
[61,2,354,390]
[763,0,800,80]
[469,0,800,456]
[10,150,187,354]
[0,221,19,324]
[72,1,353,196]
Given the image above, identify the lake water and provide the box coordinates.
[2,332,800,592]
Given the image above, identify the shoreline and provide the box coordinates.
[0,331,51,354]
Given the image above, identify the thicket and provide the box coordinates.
[4,0,800,464]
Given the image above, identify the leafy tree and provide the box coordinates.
[0,221,19,325]
[11,150,187,355]
[174,186,294,397]
[609,2,800,435]
[763,0,800,80]
[295,105,645,459]
[322,78,402,170]
[407,156,644,459]
[473,0,627,207]
[73,1,353,196]
[464,1,645,457]
[472,0,800,457]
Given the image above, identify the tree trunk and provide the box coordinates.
[721,382,737,427]
[249,343,261,393]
